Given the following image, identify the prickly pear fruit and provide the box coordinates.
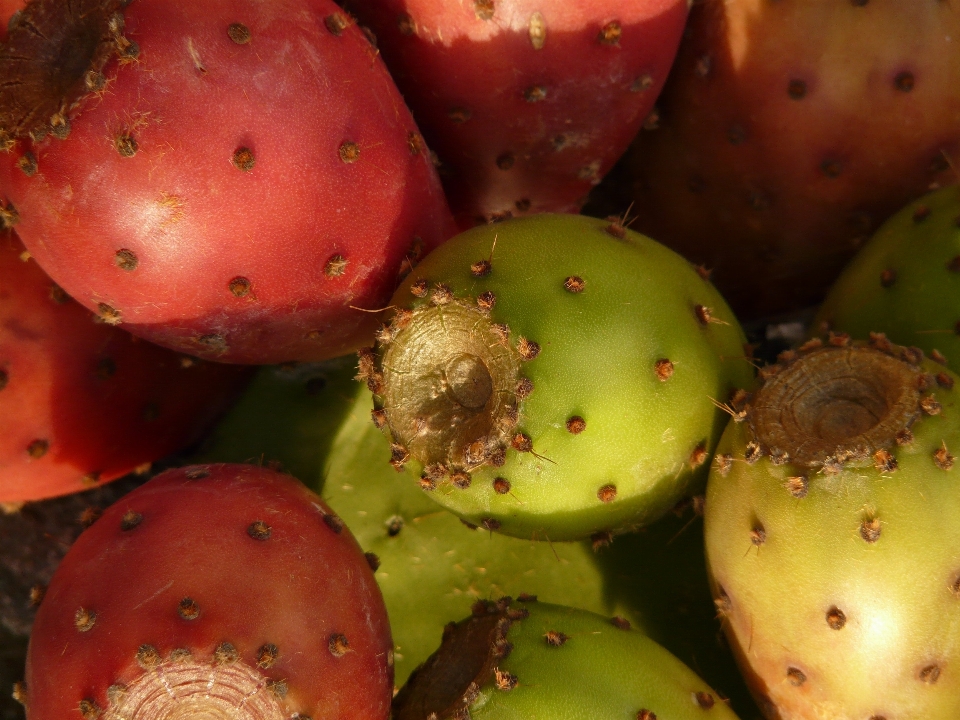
[362,213,754,540]
[0,232,250,503]
[814,185,960,374]
[21,463,393,720]
[0,0,455,364]
[705,337,960,719]
[627,0,960,319]
[196,359,757,714]
[344,0,688,226]
[393,598,741,720]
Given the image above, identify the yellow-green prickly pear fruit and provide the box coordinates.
[362,213,754,540]
[705,336,960,719]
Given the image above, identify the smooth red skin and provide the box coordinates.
[26,464,394,720]
[0,233,251,503]
[628,0,960,319]
[346,0,688,226]
[0,0,456,364]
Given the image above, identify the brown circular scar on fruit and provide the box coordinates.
[115,249,138,271]
[101,659,287,720]
[748,346,923,468]
[232,147,255,171]
[392,601,516,720]
[0,0,135,143]
[227,23,251,44]
[378,302,521,470]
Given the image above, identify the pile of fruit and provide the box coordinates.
[2,1,960,719]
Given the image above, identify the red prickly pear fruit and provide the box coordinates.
[0,233,251,503]
[344,0,688,227]
[22,463,394,720]
[627,0,960,319]
[0,0,456,364]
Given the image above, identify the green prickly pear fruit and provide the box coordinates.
[194,360,758,714]
[392,598,742,720]
[814,184,960,372]
[361,213,754,540]
[704,336,960,719]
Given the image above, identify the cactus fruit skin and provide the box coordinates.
[365,213,754,541]
[23,463,394,720]
[393,599,742,720]
[815,185,960,374]
[196,360,758,714]
[0,0,455,364]
[704,339,960,719]
[343,0,688,226]
[627,0,960,320]
[0,232,251,503]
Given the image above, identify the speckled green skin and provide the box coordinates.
[376,213,754,540]
[399,601,742,720]
[815,185,960,370]
[705,353,960,719]
[194,361,760,716]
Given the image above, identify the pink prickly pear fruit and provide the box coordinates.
[627,0,960,319]
[0,232,251,504]
[20,464,394,720]
[0,0,456,364]
[344,0,688,227]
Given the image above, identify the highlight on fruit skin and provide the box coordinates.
[20,463,394,720]
[360,213,755,541]
[704,335,960,719]
[392,597,742,720]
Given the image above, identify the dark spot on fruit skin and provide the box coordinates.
[523,86,547,103]
[477,291,496,312]
[496,152,515,170]
[788,79,807,99]
[481,518,501,531]
[247,520,271,540]
[184,466,210,479]
[493,477,510,494]
[328,633,350,657]
[114,249,138,271]
[114,133,137,157]
[18,152,37,175]
[120,511,143,531]
[821,159,843,178]
[214,642,239,664]
[694,692,715,709]
[398,13,416,35]
[826,606,846,629]
[610,616,630,630]
[178,597,200,620]
[860,516,881,543]
[880,268,896,287]
[636,711,657,720]
[919,664,941,684]
[228,276,251,297]
[566,416,586,434]
[895,72,914,92]
[79,699,101,720]
[517,338,540,360]
[597,484,617,503]
[75,607,96,632]
[95,357,117,380]
[256,644,278,668]
[655,359,674,381]
[232,147,255,171]
[544,630,568,646]
[97,303,122,325]
[511,433,533,452]
[750,523,766,546]
[448,107,472,123]
[228,23,251,44]
[495,669,518,690]
[136,645,161,669]
[515,377,534,400]
[324,13,351,36]
[471,259,491,276]
[339,141,360,163]
[689,442,708,468]
[935,443,955,470]
[50,285,70,304]
[323,513,344,534]
[598,20,621,45]
[26,439,48,459]
[564,276,585,293]
[365,552,380,571]
[787,668,806,686]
